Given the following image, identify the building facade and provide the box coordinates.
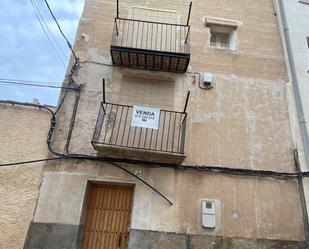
[274,0,309,244]
[0,102,54,249]
[23,0,308,248]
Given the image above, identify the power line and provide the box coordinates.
[0,157,63,167]
[0,78,78,90]
[3,99,309,206]
[0,100,55,114]
[41,0,80,116]
[43,0,78,65]
[2,98,303,182]
[28,0,67,68]
[0,99,173,205]
[31,0,68,62]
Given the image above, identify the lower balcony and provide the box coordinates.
[92,102,187,165]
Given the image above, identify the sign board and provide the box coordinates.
[131,106,160,129]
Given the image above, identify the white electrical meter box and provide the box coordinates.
[201,200,216,228]
[203,72,213,85]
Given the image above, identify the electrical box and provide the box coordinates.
[203,72,213,86]
[201,200,216,228]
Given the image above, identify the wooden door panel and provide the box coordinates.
[81,184,134,249]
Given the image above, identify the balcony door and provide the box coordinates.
[81,184,134,249]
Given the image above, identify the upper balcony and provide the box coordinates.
[110,17,191,73]
[92,102,187,165]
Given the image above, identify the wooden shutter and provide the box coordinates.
[81,184,134,249]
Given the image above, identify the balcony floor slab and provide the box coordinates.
[93,143,186,165]
[110,46,190,73]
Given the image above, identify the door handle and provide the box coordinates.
[117,234,122,248]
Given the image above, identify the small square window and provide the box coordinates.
[209,25,237,51]
[210,32,229,49]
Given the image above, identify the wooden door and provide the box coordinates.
[81,184,134,249]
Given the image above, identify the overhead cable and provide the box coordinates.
[0,99,173,205]
[28,0,67,68]
[0,157,63,167]
[43,0,78,65]
[0,78,78,90]
[31,0,68,61]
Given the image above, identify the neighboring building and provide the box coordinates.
[0,101,54,249]
[274,0,309,244]
[23,0,308,248]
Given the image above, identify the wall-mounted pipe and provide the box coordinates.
[275,0,309,244]
[276,0,309,170]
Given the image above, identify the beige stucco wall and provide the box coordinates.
[0,104,52,249]
[69,0,293,171]
[32,0,305,244]
[36,161,304,241]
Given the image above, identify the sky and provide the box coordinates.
[0,0,85,106]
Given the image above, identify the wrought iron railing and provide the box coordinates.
[92,102,187,155]
[111,18,190,54]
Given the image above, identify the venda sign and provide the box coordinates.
[131,106,160,129]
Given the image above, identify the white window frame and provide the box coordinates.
[209,25,237,51]
[204,16,240,52]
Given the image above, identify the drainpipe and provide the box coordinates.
[276,0,309,169]
[275,0,309,244]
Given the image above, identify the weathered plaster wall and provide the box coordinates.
[0,104,52,249]
[127,229,307,249]
[26,0,306,248]
[68,0,294,171]
[34,162,304,240]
